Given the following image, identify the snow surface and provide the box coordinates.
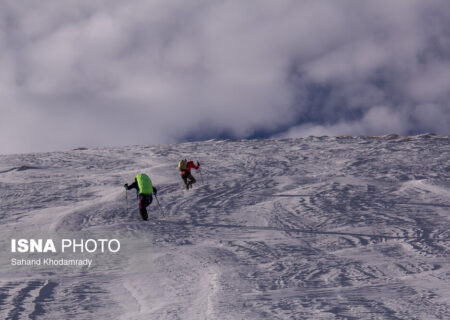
[0,135,449,319]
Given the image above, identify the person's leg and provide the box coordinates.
[188,173,196,187]
[182,172,190,189]
[138,194,149,221]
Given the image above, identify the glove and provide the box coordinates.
[197,161,200,167]
[124,183,128,189]
[153,187,157,195]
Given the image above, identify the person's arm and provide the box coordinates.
[153,187,157,195]
[190,161,200,170]
[124,179,138,190]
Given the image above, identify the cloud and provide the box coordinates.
[280,105,406,137]
[0,0,449,154]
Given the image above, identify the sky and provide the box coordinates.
[0,0,449,154]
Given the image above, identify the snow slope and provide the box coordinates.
[0,135,449,319]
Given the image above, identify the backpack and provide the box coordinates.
[136,173,153,194]
[178,159,188,171]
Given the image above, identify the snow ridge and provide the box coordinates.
[0,135,449,319]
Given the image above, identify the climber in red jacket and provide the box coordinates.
[178,159,200,190]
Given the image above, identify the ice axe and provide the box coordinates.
[154,194,165,217]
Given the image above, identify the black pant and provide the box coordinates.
[139,194,153,220]
[182,172,196,189]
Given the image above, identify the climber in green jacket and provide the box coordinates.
[124,173,157,221]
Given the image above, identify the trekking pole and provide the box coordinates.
[199,167,204,184]
[125,189,129,214]
[154,194,165,217]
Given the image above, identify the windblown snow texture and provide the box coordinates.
[0,135,449,319]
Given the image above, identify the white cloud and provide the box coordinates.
[412,104,449,133]
[362,106,408,135]
[280,105,433,138]
[0,0,449,153]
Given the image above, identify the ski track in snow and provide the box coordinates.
[0,135,449,319]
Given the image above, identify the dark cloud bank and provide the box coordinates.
[1,0,449,154]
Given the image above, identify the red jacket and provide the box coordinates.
[181,161,199,175]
